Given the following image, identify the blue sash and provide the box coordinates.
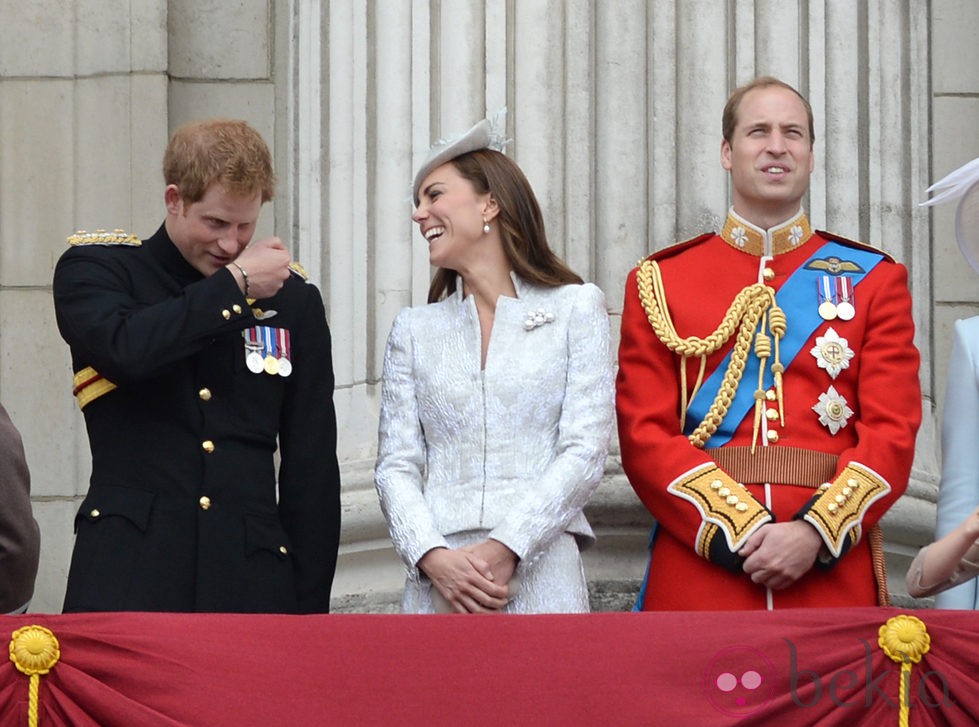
[684,241,884,448]
[632,523,658,611]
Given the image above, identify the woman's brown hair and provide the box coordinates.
[427,149,583,303]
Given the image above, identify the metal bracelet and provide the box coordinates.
[230,261,249,297]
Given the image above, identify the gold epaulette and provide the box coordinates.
[67,229,141,247]
[815,230,895,263]
[288,261,309,280]
[632,233,714,269]
[72,366,117,410]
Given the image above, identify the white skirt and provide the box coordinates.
[401,530,590,614]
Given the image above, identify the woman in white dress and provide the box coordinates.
[909,158,979,607]
[374,113,614,614]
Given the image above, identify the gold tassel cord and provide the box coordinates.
[768,306,787,424]
[752,320,772,454]
[678,354,709,433]
[637,259,783,448]
[878,615,930,727]
[9,625,61,727]
[871,524,889,607]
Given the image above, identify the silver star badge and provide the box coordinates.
[813,386,854,435]
[810,327,855,379]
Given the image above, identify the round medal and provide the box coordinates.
[821,341,845,367]
[836,301,855,321]
[817,301,838,321]
[246,351,265,373]
[264,354,280,376]
[277,357,292,377]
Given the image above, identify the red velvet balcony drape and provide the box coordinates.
[2,607,977,726]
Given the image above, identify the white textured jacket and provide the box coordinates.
[375,274,614,577]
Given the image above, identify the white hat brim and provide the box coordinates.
[412,119,493,205]
[956,179,979,276]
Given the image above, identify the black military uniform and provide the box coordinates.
[53,224,341,613]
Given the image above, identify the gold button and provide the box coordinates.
[222,309,231,320]
[766,430,779,443]
[199,496,211,510]
[202,440,215,453]
[232,304,242,314]
[710,479,723,490]
[828,503,837,513]
[763,267,775,281]
[718,487,731,497]
[765,409,778,421]
[736,502,748,512]
[90,509,101,518]
[765,390,777,402]
[199,388,212,401]
[279,545,288,555]
[726,495,740,506]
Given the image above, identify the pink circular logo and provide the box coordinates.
[703,645,777,717]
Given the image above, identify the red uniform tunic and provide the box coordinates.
[616,210,921,610]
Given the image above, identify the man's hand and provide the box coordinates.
[418,547,509,613]
[228,237,291,300]
[740,520,823,590]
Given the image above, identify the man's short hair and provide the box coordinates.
[722,77,815,147]
[163,119,276,204]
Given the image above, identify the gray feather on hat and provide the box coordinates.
[412,108,509,205]
[922,157,979,275]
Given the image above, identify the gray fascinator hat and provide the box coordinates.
[922,157,979,274]
[412,108,508,206]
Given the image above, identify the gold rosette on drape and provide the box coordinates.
[878,614,930,727]
[9,625,61,727]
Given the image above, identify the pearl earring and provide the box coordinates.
[483,220,491,234]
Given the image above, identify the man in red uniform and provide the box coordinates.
[617,77,921,610]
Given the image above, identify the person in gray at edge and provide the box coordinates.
[0,401,40,614]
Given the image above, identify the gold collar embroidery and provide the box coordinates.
[720,209,813,257]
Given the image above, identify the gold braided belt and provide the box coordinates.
[637,259,786,451]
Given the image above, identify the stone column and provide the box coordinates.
[0,0,169,611]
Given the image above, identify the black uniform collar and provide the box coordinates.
[146,222,205,286]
